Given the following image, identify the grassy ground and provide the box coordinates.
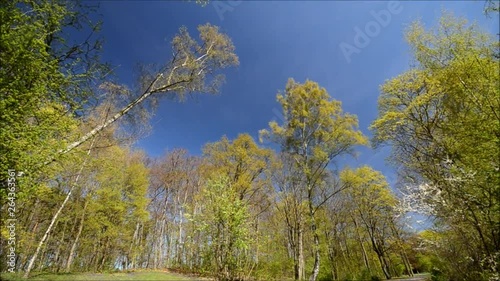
[0,270,201,281]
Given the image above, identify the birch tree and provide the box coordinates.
[260,79,367,281]
[50,23,239,164]
[271,153,308,280]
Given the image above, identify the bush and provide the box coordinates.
[394,264,405,277]
[415,253,433,273]
[318,273,333,281]
[430,267,448,281]
[358,269,371,280]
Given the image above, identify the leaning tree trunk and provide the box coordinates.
[372,238,391,280]
[45,36,228,166]
[23,137,97,278]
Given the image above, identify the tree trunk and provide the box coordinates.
[283,198,304,281]
[298,226,305,280]
[153,220,159,269]
[353,218,371,273]
[23,137,96,278]
[23,183,73,277]
[372,240,391,280]
[66,199,89,272]
[53,219,68,272]
[20,200,40,271]
[177,207,183,266]
[309,222,320,281]
[89,242,98,271]
[127,222,140,270]
[399,249,413,277]
[391,222,413,277]
[378,254,391,280]
[308,198,320,281]
[47,65,197,165]
[325,231,338,281]
[340,234,354,275]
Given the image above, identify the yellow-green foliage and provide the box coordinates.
[190,176,252,280]
[371,13,500,280]
[261,79,367,170]
[202,133,272,201]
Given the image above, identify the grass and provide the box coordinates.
[392,273,431,280]
[0,270,201,281]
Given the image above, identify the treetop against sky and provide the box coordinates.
[2,1,498,280]
[95,1,498,184]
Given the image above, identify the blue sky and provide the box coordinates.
[96,0,498,193]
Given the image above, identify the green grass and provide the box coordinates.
[0,270,201,281]
[392,273,431,280]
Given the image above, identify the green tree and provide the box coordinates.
[64,146,150,272]
[371,13,499,280]
[0,2,108,274]
[0,0,106,199]
[1,0,239,177]
[199,134,273,279]
[341,166,399,279]
[1,0,238,276]
[21,101,125,277]
[190,176,252,281]
[271,153,308,280]
[260,79,367,281]
[202,134,272,203]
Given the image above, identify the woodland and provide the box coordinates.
[0,1,499,281]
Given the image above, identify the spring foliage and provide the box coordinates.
[371,13,500,280]
[1,2,498,281]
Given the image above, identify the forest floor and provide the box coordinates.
[0,270,205,281]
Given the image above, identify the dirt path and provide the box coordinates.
[396,274,430,281]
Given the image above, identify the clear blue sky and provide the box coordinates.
[96,1,498,192]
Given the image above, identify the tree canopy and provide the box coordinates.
[1,2,498,281]
[371,13,499,280]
